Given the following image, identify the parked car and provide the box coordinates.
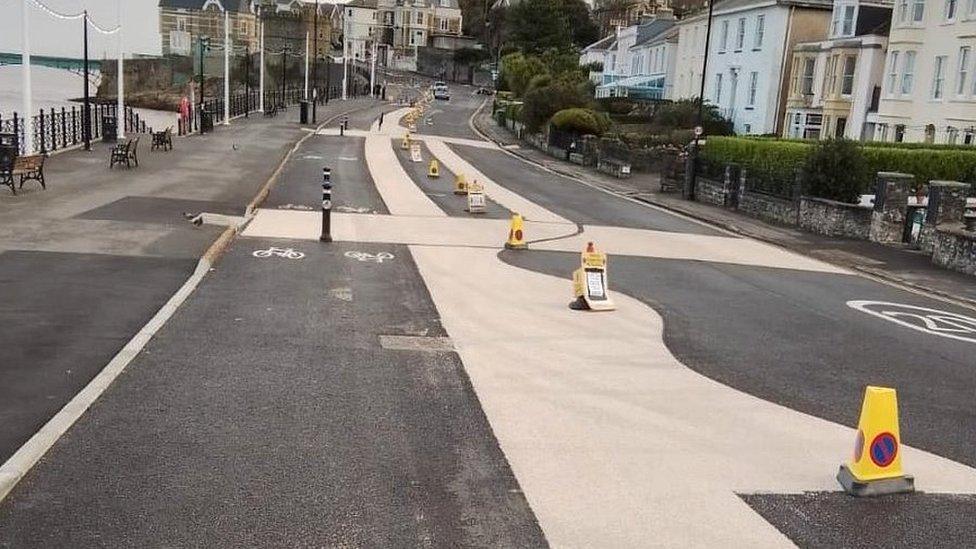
[476,87,495,95]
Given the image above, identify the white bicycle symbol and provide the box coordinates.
[253,247,306,260]
[344,251,395,263]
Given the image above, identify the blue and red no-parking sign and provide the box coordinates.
[870,432,898,467]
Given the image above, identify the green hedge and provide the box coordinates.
[550,108,609,136]
[702,136,976,196]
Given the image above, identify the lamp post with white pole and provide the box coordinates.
[223,8,230,125]
[116,0,125,140]
[369,37,376,97]
[259,8,265,112]
[20,0,33,154]
[342,17,348,100]
[304,31,310,100]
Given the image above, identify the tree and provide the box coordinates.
[506,0,573,54]
[562,0,600,48]
[521,77,594,132]
[500,52,549,96]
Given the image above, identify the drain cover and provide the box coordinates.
[379,335,454,353]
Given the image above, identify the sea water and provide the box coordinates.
[0,64,178,132]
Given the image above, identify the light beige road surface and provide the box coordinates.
[240,108,976,548]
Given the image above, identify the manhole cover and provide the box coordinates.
[379,335,454,353]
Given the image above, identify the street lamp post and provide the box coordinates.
[20,0,33,154]
[689,0,716,201]
[342,16,348,100]
[259,9,265,112]
[83,10,91,151]
[223,8,230,125]
[312,0,319,122]
[117,0,124,140]
[281,47,288,107]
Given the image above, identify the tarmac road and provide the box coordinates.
[0,238,547,547]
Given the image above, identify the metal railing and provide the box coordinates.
[0,104,154,155]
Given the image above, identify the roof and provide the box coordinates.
[632,18,676,47]
[583,34,617,52]
[712,0,832,15]
[345,0,378,7]
[158,0,255,12]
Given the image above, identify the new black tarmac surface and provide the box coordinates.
[264,135,389,215]
[393,140,511,219]
[451,143,723,234]
[0,238,547,547]
[414,85,484,141]
[742,492,976,548]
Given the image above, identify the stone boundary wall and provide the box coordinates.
[932,226,976,276]
[739,190,798,226]
[799,197,873,240]
[695,177,727,206]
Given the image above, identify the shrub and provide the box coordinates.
[802,139,870,203]
[651,99,734,136]
[550,108,610,136]
[521,79,593,132]
[701,136,976,199]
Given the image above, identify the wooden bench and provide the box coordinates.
[151,127,173,151]
[1,155,46,195]
[110,137,139,169]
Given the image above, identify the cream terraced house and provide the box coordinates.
[868,0,976,143]
[783,0,892,140]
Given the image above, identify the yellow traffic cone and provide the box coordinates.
[504,213,527,250]
[837,386,914,496]
[453,173,468,195]
[401,132,411,150]
[428,159,440,178]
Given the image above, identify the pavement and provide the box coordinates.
[0,98,382,468]
[2,84,976,548]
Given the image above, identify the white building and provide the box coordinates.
[868,0,976,144]
[342,0,378,65]
[588,16,676,99]
[629,25,678,99]
[673,9,708,100]
[784,0,892,140]
[702,0,832,135]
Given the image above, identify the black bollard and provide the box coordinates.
[320,167,333,242]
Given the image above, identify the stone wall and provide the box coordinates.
[695,177,727,206]
[799,197,873,239]
[739,191,798,226]
[932,226,976,276]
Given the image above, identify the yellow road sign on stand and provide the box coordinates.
[410,143,423,163]
[570,242,615,312]
[454,173,468,195]
[837,386,915,496]
[465,180,486,214]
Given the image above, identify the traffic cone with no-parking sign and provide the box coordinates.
[837,386,914,496]
[428,159,440,178]
[570,242,615,312]
[504,213,527,250]
[401,132,411,150]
